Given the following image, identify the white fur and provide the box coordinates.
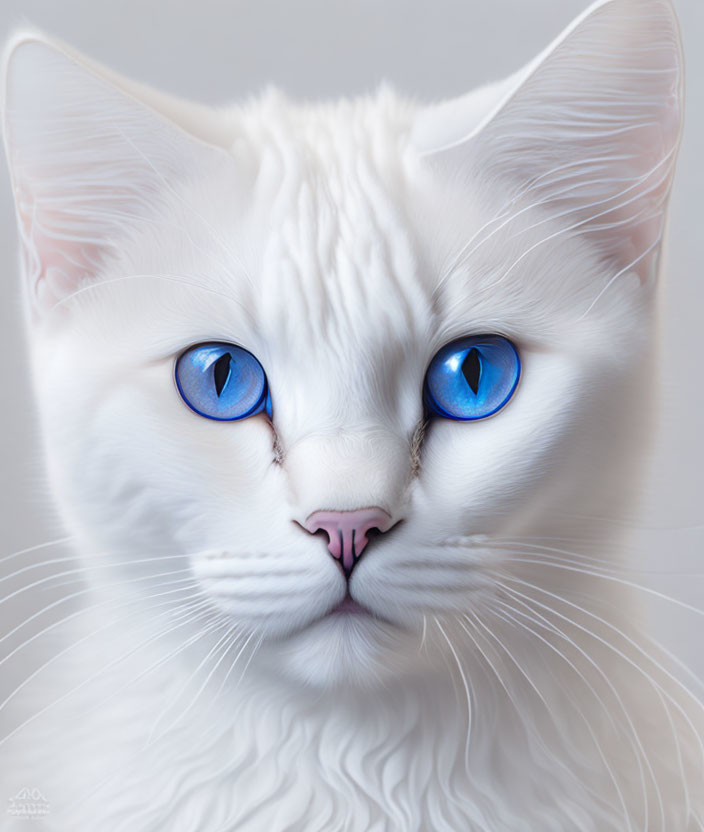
[2,1,702,829]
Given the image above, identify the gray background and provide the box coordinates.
[0,0,702,672]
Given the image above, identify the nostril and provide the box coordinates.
[303,507,394,576]
[306,525,329,543]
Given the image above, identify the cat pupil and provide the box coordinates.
[461,348,482,395]
[213,352,232,398]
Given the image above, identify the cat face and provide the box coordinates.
[3,0,682,688]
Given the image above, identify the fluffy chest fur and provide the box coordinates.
[4,592,702,832]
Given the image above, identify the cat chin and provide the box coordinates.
[261,609,425,690]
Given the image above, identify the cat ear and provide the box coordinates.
[412,0,684,285]
[2,34,233,319]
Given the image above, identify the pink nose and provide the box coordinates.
[304,507,394,575]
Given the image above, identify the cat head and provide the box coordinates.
[3,0,683,688]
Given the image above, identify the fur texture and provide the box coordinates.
[2,1,703,829]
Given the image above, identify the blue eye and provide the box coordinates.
[175,342,271,421]
[424,335,520,421]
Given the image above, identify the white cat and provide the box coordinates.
[2,0,702,829]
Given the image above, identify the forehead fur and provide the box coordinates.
[95,80,638,382]
[233,88,432,357]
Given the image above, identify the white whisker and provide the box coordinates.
[434,617,473,773]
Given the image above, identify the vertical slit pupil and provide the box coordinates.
[213,352,232,397]
[461,348,482,395]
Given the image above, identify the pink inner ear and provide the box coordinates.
[18,198,102,315]
[12,163,106,315]
[625,214,666,288]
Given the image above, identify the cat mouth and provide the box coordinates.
[328,594,369,616]
[322,592,397,628]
